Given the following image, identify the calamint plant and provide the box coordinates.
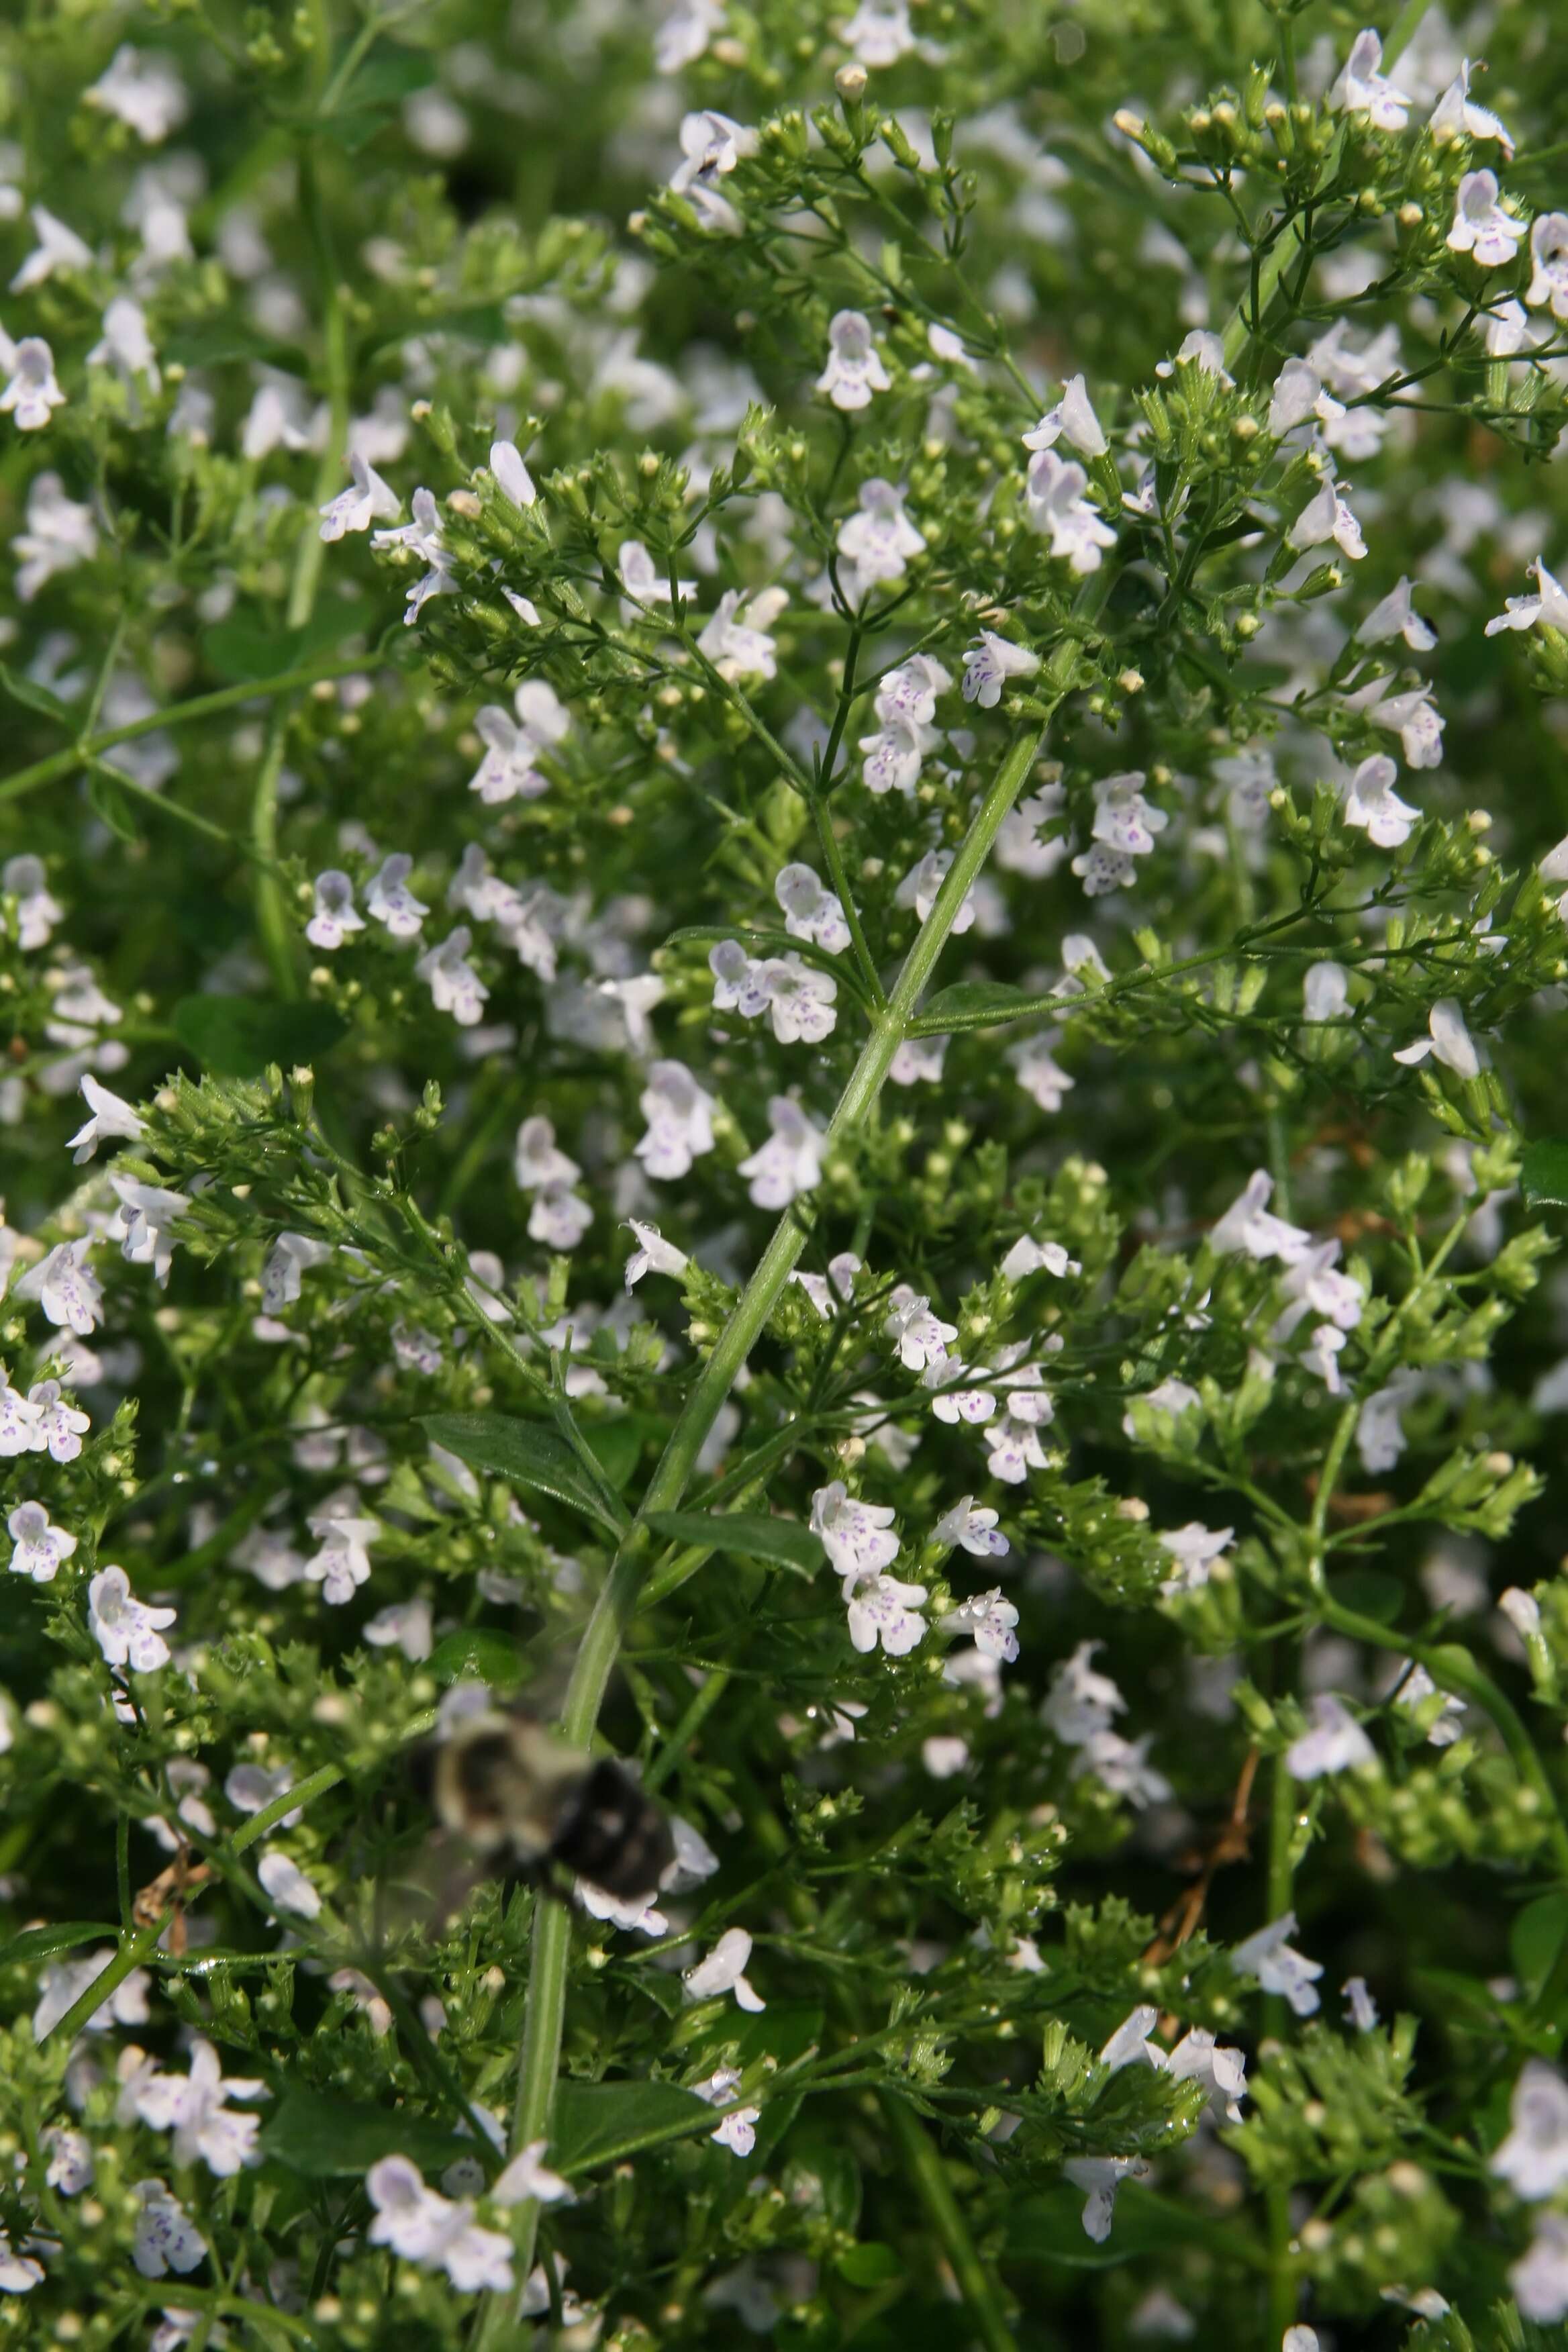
[7,0,1568,2344]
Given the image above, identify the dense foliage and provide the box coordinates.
[7,0,1568,2345]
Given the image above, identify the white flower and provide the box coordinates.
[846,1569,929,1655]
[89,1565,176,1672]
[262,1230,333,1314]
[1075,1728,1172,1806]
[3,853,64,948]
[1328,29,1410,130]
[999,1233,1079,1281]
[1485,556,1568,637]
[1303,1322,1346,1392]
[1302,961,1349,1022]
[319,452,401,542]
[28,1379,90,1463]
[791,1251,863,1318]
[1267,358,1344,438]
[1100,2004,1163,2072]
[1063,2155,1150,2243]
[836,479,924,597]
[7,1500,75,1582]
[366,2156,516,2292]
[130,2039,268,2177]
[884,1291,958,1374]
[1342,752,1419,849]
[816,310,891,411]
[513,1114,580,1191]
[66,1073,145,1163]
[684,1926,765,2010]
[13,471,97,600]
[1512,2214,1568,2325]
[696,585,788,680]
[1025,448,1116,573]
[88,48,188,141]
[1022,374,1108,459]
[1342,1975,1379,2032]
[897,846,973,930]
[1350,677,1444,767]
[923,1735,970,1777]
[1430,59,1513,154]
[362,1598,434,1661]
[366,853,429,938]
[1230,1912,1323,2015]
[1042,1640,1124,1744]
[34,1948,150,2042]
[811,1481,898,1579]
[373,485,456,621]
[415,929,489,1026]
[946,1585,1019,1659]
[14,1237,103,1334]
[0,2233,42,2294]
[933,1498,1010,1559]
[984,1409,1051,1483]
[623,1220,689,1289]
[775,863,850,952]
[1357,577,1436,652]
[132,2182,205,2280]
[256,1851,322,1920]
[1527,213,1568,321]
[490,439,536,507]
[1500,1586,1542,1640]
[1168,2027,1247,2122]
[1447,171,1526,268]
[10,205,93,293]
[1287,1694,1376,1779]
[1389,1660,1465,1747]
[710,2103,761,2156]
[1357,1372,1418,1473]
[491,2140,575,2207]
[842,0,916,66]
[0,336,65,430]
[1493,2061,1568,2199]
[467,680,571,803]
[40,2124,93,2194]
[1158,1522,1234,1595]
[962,631,1038,708]
[1006,1033,1074,1110]
[995,787,1068,879]
[737,1095,824,1207]
[669,109,757,237]
[636,1060,716,1180]
[1272,1241,1365,1340]
[1393,997,1480,1081]
[760,954,838,1044]
[304,1512,379,1606]
[1090,769,1167,858]
[1289,470,1365,560]
[1210,1170,1311,1263]
[305,869,363,950]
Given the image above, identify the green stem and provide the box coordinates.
[879,2093,1016,2352]
[41,1908,171,2047]
[471,714,1058,2347]
[228,1763,345,1856]
[0,658,369,809]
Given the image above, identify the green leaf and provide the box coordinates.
[203,599,374,684]
[173,996,349,1078]
[162,323,308,373]
[583,1418,644,1492]
[427,1630,526,1690]
[258,2087,468,2179]
[0,663,73,725]
[0,1922,124,1970]
[1522,1141,1568,1210]
[644,1510,822,1577]
[836,2243,901,2288]
[550,2079,712,2173]
[320,43,437,152]
[1512,1893,1568,2002]
[917,979,1033,1030]
[421,1412,626,1533]
[87,764,142,845]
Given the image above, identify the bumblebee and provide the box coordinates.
[422,1706,675,1906]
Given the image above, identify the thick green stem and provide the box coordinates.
[471,716,1055,2345]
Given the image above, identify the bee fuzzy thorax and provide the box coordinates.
[428,1708,675,1905]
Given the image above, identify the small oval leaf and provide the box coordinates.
[551,2079,714,2173]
